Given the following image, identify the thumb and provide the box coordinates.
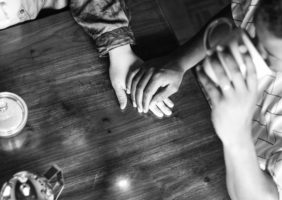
[113,86,128,110]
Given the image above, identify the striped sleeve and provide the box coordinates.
[231,0,260,37]
[267,151,282,200]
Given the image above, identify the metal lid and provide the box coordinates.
[0,92,28,138]
[0,171,54,200]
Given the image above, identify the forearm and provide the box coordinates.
[223,137,278,200]
[109,44,137,63]
[171,4,234,72]
[172,28,205,72]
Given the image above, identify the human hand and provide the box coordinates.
[197,46,258,146]
[109,45,143,110]
[109,45,174,118]
[126,56,185,114]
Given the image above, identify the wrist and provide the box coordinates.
[166,53,186,75]
[222,131,253,151]
[109,44,135,60]
[223,138,256,163]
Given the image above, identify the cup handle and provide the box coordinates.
[43,165,64,200]
[203,17,234,55]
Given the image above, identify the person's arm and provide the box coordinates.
[224,139,278,200]
[174,4,234,72]
[197,44,278,200]
[127,5,234,113]
[70,0,172,116]
[70,0,135,57]
[70,0,140,110]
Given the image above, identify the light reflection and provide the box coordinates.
[115,176,131,191]
[0,131,27,152]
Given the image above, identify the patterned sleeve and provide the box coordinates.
[70,0,135,57]
[231,0,259,37]
[266,151,282,199]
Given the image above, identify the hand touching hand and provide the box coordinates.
[109,45,174,118]
[197,46,258,146]
[109,45,143,110]
[126,56,185,114]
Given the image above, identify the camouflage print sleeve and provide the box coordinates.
[70,0,135,57]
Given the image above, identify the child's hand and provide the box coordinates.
[109,45,174,118]
[109,45,143,110]
[126,56,184,114]
[197,47,258,147]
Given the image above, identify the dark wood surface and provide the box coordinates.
[0,1,229,199]
[157,0,230,44]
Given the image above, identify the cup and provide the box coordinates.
[0,92,28,138]
[202,17,273,84]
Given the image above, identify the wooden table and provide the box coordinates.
[0,1,229,199]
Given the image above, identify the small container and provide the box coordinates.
[0,165,64,200]
[202,17,274,84]
[0,92,28,138]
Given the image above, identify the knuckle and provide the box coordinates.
[144,91,151,98]
[156,95,164,102]
[154,72,161,79]
[171,85,178,93]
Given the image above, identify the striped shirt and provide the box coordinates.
[232,0,282,197]
[232,0,260,37]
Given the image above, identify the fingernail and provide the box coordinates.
[239,45,248,54]
[120,104,126,110]
[133,102,137,107]
[138,108,142,113]
[144,109,148,113]
[216,45,224,52]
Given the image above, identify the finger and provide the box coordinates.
[126,67,141,94]
[205,54,231,93]
[149,102,164,118]
[136,68,154,112]
[243,52,257,90]
[143,77,163,113]
[163,98,174,108]
[227,42,246,87]
[156,101,172,116]
[113,86,128,110]
[150,86,175,106]
[196,66,221,105]
[131,69,145,111]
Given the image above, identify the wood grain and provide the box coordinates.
[157,0,230,45]
[0,0,229,199]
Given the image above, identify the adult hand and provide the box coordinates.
[126,56,185,114]
[197,46,258,146]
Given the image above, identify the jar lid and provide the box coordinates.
[0,171,54,200]
[0,92,28,138]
